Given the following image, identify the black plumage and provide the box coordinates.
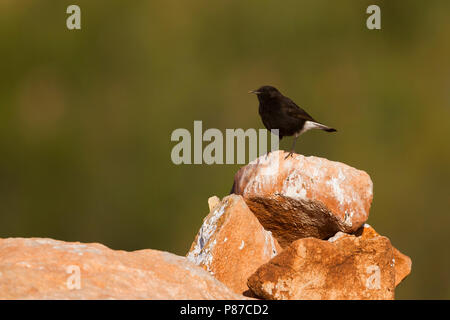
[249,85,336,158]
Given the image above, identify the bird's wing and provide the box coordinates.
[282,97,317,122]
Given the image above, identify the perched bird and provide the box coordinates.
[249,85,337,158]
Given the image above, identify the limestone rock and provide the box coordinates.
[208,196,221,211]
[0,237,246,299]
[353,224,412,286]
[232,150,373,247]
[248,226,397,300]
[187,194,282,295]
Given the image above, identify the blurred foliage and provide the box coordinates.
[0,0,449,299]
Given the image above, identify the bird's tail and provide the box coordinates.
[323,126,337,132]
[314,122,337,132]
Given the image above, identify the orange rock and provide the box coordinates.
[392,247,412,287]
[0,237,246,299]
[353,224,411,286]
[232,150,373,247]
[248,227,398,300]
[187,194,282,295]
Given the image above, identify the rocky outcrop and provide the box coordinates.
[187,194,282,295]
[0,152,411,300]
[0,238,246,299]
[247,225,399,300]
[232,150,373,247]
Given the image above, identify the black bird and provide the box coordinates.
[249,85,337,158]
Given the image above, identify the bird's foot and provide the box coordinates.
[284,151,294,160]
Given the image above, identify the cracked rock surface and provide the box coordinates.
[232,150,373,247]
[187,194,281,295]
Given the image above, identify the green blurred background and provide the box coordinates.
[1,0,449,299]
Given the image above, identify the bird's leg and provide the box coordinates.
[285,135,299,159]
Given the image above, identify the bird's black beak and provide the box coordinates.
[248,90,260,95]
